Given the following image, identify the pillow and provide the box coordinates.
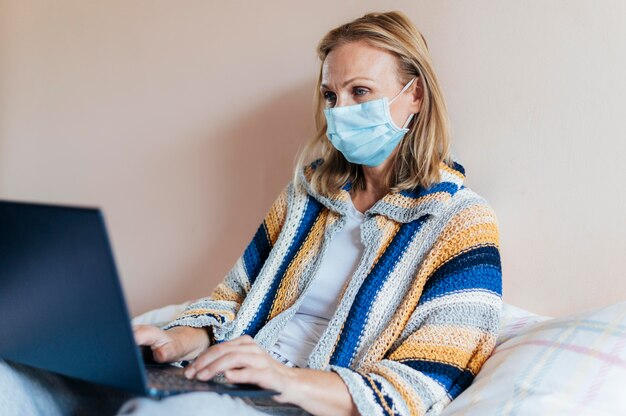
[442,301,626,415]
[499,302,553,329]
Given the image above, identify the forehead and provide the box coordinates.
[321,40,400,86]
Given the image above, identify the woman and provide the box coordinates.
[129,10,502,416]
[1,10,502,416]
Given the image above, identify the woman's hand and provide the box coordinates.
[183,335,296,402]
[132,325,211,363]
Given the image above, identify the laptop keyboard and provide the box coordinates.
[144,362,277,399]
[147,365,228,390]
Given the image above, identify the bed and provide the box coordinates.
[133,300,626,415]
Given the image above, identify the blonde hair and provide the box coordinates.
[295,10,452,195]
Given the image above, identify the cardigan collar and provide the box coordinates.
[297,157,467,223]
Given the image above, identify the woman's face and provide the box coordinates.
[321,40,422,129]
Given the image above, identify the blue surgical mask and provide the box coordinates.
[323,77,417,167]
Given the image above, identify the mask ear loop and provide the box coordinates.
[389,76,417,105]
[390,76,418,129]
[401,113,415,129]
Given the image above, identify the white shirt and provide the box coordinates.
[270,199,365,368]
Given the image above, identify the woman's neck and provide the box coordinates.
[350,157,394,213]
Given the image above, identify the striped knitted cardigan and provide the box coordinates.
[163,158,502,416]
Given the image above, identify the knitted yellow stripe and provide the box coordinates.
[388,326,496,374]
[433,224,499,264]
[384,191,451,210]
[366,363,424,415]
[264,189,288,245]
[303,164,315,180]
[362,373,395,415]
[465,333,498,374]
[414,204,499,281]
[268,209,332,320]
[211,283,244,303]
[361,204,499,367]
[441,162,465,179]
[181,308,235,322]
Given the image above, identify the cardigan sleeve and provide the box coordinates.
[160,184,290,341]
[329,202,503,416]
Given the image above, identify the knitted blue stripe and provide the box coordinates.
[418,245,502,304]
[420,266,502,304]
[399,181,458,199]
[355,372,393,416]
[242,222,272,285]
[451,160,466,176]
[329,217,427,367]
[243,196,324,337]
[372,378,396,415]
[398,359,474,399]
[430,245,501,282]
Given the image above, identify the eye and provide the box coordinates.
[323,91,336,105]
[353,87,369,96]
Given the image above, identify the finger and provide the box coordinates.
[190,342,260,371]
[183,335,259,377]
[132,325,168,347]
[224,367,264,385]
[185,344,261,378]
[151,343,179,363]
[194,351,258,381]
[187,344,262,377]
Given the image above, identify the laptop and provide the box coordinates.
[0,199,278,399]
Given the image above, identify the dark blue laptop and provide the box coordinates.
[0,200,277,399]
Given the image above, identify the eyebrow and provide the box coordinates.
[320,77,375,90]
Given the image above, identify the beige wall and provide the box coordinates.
[1,1,624,318]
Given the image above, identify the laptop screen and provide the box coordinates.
[0,200,147,394]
